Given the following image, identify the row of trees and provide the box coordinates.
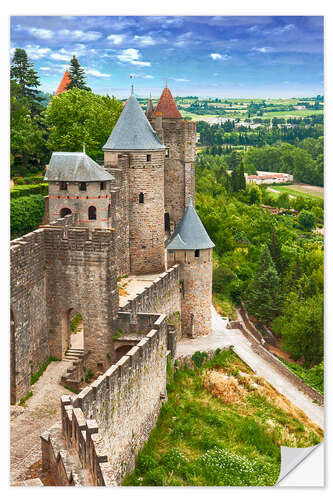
[10,48,122,176]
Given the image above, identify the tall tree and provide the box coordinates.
[67,55,91,91]
[45,88,122,158]
[10,48,41,114]
[245,244,283,323]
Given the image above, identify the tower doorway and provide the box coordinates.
[60,207,72,218]
[69,310,84,350]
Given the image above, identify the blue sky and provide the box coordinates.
[10,16,324,99]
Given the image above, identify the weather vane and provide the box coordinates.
[130,74,134,95]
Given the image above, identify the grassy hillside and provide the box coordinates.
[123,349,323,487]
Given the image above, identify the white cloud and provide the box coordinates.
[107,34,126,45]
[270,24,295,35]
[85,69,110,78]
[16,25,54,40]
[251,47,274,53]
[133,35,155,46]
[40,66,51,71]
[210,53,231,61]
[50,52,71,61]
[172,78,189,82]
[174,32,193,47]
[24,44,52,60]
[59,30,102,42]
[30,28,54,40]
[49,44,87,62]
[133,73,154,79]
[117,48,151,67]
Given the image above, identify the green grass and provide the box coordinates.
[19,391,33,406]
[123,349,322,486]
[30,356,60,385]
[279,359,324,395]
[269,185,324,200]
[70,313,82,334]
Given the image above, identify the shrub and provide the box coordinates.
[192,351,208,368]
[14,177,24,185]
[10,183,48,199]
[11,195,45,239]
[298,210,316,231]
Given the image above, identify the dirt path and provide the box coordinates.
[10,360,73,484]
[176,306,324,429]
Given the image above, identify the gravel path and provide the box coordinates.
[176,306,324,429]
[10,360,73,484]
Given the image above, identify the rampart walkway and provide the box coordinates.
[176,306,324,429]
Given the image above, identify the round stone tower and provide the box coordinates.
[103,88,166,274]
[166,197,215,337]
[45,151,115,230]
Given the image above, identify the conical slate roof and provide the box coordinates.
[103,94,165,151]
[54,70,71,96]
[153,86,182,119]
[166,197,215,250]
[44,152,114,182]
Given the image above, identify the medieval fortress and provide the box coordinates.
[10,85,215,485]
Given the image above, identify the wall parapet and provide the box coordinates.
[42,313,168,486]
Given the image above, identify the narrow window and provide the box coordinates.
[165,149,169,158]
[146,154,151,162]
[60,207,72,218]
[100,181,106,190]
[139,192,144,204]
[79,182,87,191]
[164,213,170,232]
[60,181,67,191]
[195,249,200,258]
[88,206,96,220]
[107,204,111,218]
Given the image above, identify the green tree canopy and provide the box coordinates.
[10,48,43,116]
[44,88,123,158]
[298,210,316,231]
[245,244,283,323]
[67,55,91,91]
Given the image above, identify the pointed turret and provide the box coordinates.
[166,196,214,251]
[153,86,182,119]
[166,196,214,338]
[54,70,71,96]
[146,92,154,118]
[103,94,165,151]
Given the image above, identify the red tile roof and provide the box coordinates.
[153,87,182,119]
[54,70,71,96]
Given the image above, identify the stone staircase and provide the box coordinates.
[63,348,85,362]
[61,348,86,391]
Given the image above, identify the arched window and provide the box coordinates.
[88,206,96,220]
[107,204,111,218]
[60,207,72,218]
[79,182,87,191]
[139,192,144,204]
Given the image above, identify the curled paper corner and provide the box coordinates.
[276,442,323,485]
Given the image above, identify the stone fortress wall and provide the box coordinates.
[41,313,168,486]
[10,214,120,404]
[119,264,182,340]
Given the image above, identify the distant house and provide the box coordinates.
[246,171,293,185]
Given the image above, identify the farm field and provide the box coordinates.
[269,184,324,200]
